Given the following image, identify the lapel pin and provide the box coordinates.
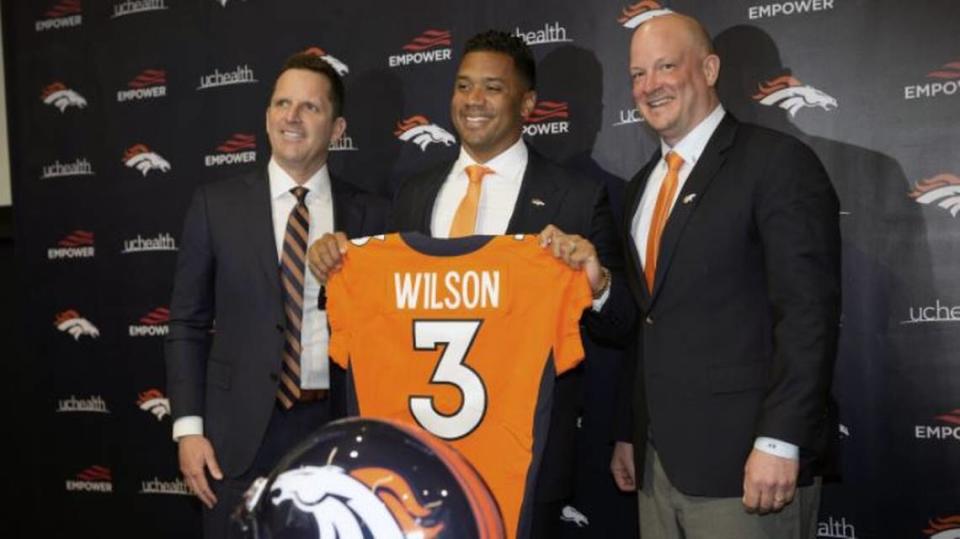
[683,193,697,204]
[531,198,546,207]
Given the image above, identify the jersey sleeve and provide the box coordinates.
[325,254,354,370]
[553,267,592,375]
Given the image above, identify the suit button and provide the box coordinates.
[645,316,654,325]
[269,373,278,382]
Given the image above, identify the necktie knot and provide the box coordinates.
[291,186,309,205]
[665,151,684,173]
[465,164,493,184]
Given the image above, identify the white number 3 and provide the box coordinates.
[410,320,487,440]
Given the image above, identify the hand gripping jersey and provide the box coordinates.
[326,232,592,539]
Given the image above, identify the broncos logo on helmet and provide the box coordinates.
[752,76,837,117]
[42,82,87,113]
[123,144,172,176]
[55,309,100,340]
[394,115,456,151]
[269,465,442,539]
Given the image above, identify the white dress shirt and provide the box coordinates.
[172,158,335,440]
[629,105,798,460]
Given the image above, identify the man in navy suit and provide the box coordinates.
[608,13,840,538]
[165,52,387,538]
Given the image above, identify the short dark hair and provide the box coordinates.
[275,52,345,118]
[464,30,536,90]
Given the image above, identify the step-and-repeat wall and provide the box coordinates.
[6,1,958,537]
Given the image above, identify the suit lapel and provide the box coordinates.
[505,151,563,233]
[624,152,660,305]
[243,169,282,297]
[416,163,453,234]
[330,175,354,233]
[649,114,738,303]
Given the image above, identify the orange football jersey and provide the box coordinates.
[326,232,592,539]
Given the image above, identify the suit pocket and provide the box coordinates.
[708,361,768,394]
[207,359,232,390]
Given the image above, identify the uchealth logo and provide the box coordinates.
[41,158,94,180]
[747,0,836,21]
[48,230,95,260]
[140,476,192,496]
[111,0,168,19]
[909,173,960,217]
[925,516,960,538]
[130,307,170,337]
[123,232,178,253]
[752,75,837,117]
[902,300,960,325]
[817,515,857,538]
[117,69,167,102]
[197,63,257,90]
[303,47,349,76]
[513,21,572,46]
[41,82,87,112]
[618,1,672,29]
[66,465,113,493]
[914,409,960,441]
[57,395,109,414]
[904,58,960,101]
[614,106,645,127]
[205,133,257,167]
[137,389,171,420]
[329,131,358,152]
[523,100,570,137]
[55,309,100,340]
[36,0,82,32]
[389,29,453,67]
[394,115,455,151]
[123,144,171,176]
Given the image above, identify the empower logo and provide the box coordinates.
[123,144,171,176]
[618,1,672,29]
[137,388,171,420]
[57,395,110,414]
[117,69,167,102]
[394,115,455,151]
[66,466,113,493]
[905,59,960,101]
[48,231,95,260]
[915,409,960,441]
[111,0,167,18]
[817,515,857,538]
[513,21,572,46]
[41,82,87,112]
[197,64,257,90]
[55,309,100,340]
[748,0,835,20]
[129,307,170,337]
[523,100,570,137]
[40,158,94,179]
[122,232,178,253]
[925,515,960,538]
[909,173,960,217]
[389,29,453,67]
[303,47,349,76]
[752,75,837,117]
[140,476,192,495]
[205,133,256,167]
[36,0,82,32]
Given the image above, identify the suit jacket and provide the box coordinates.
[392,147,635,501]
[165,167,389,477]
[615,113,841,497]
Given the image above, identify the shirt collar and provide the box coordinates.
[268,157,330,201]
[660,105,725,168]
[454,137,528,182]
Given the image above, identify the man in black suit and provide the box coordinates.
[308,30,633,538]
[607,13,840,538]
[165,52,387,538]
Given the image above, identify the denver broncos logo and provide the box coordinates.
[137,389,171,421]
[925,516,960,539]
[909,173,960,217]
[123,144,171,176]
[55,309,100,340]
[270,465,443,539]
[349,234,386,247]
[752,75,837,117]
[303,47,349,76]
[41,82,87,113]
[394,115,456,151]
[560,505,589,527]
[617,1,672,28]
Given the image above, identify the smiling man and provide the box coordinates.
[610,13,840,539]
[165,52,387,538]
[307,30,635,538]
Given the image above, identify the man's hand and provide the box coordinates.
[539,225,607,296]
[610,441,636,492]
[178,435,223,509]
[742,448,798,514]
[307,232,349,283]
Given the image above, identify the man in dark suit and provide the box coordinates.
[607,13,840,538]
[308,30,634,538]
[165,52,388,538]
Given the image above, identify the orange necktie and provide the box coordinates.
[449,164,493,237]
[644,151,684,291]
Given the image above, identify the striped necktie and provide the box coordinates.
[277,186,309,409]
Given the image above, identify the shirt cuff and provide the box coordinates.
[754,436,799,460]
[591,275,611,312]
[172,416,203,442]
